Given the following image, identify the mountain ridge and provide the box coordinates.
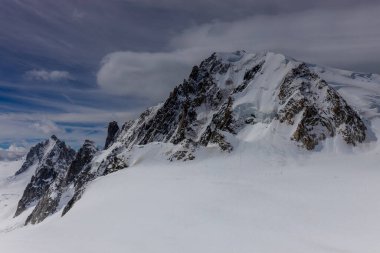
[8,50,380,225]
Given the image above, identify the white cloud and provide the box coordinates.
[169,5,380,69]
[97,50,203,101]
[0,109,140,150]
[31,119,61,135]
[96,4,380,102]
[0,144,27,161]
[25,69,73,81]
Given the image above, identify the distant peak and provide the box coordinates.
[83,139,97,150]
[83,139,95,145]
[109,121,118,126]
[50,135,58,141]
[104,121,120,149]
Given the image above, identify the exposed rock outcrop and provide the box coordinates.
[104,121,119,149]
[14,136,76,217]
[15,141,48,176]
[25,140,98,225]
[277,63,366,149]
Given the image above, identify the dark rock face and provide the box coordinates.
[277,63,366,149]
[113,52,249,157]
[14,136,76,217]
[101,148,129,175]
[61,164,95,217]
[15,142,47,176]
[25,140,98,225]
[60,141,99,216]
[234,61,264,93]
[66,140,98,183]
[25,175,65,225]
[104,121,119,149]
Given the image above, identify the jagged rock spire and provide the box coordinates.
[25,139,98,225]
[104,121,119,149]
[14,136,76,217]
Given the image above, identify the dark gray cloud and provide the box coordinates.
[1,0,376,69]
[170,3,380,72]
[0,1,173,68]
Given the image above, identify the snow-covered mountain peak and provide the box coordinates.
[3,51,380,229]
[105,51,369,159]
[13,136,76,217]
[25,139,99,225]
[49,134,58,141]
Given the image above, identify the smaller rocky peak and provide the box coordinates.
[14,136,76,217]
[65,140,98,184]
[277,62,367,149]
[76,139,97,160]
[83,139,97,150]
[49,135,71,150]
[104,121,120,149]
[24,139,98,225]
[50,135,58,141]
[189,65,199,81]
[15,138,51,176]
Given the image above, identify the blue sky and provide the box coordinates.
[1,0,380,159]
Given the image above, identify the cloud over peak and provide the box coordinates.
[96,50,201,101]
[96,3,380,102]
[31,119,62,135]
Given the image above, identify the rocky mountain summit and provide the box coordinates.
[26,140,98,224]
[13,137,98,224]
[103,51,367,161]
[104,121,119,149]
[14,136,76,217]
[11,51,372,225]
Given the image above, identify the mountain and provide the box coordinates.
[1,51,380,252]
[95,50,369,166]
[4,51,380,223]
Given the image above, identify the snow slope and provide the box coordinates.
[0,138,380,253]
[0,159,32,233]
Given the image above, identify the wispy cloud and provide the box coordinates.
[169,4,380,72]
[25,70,73,81]
[31,119,62,134]
[97,50,198,101]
